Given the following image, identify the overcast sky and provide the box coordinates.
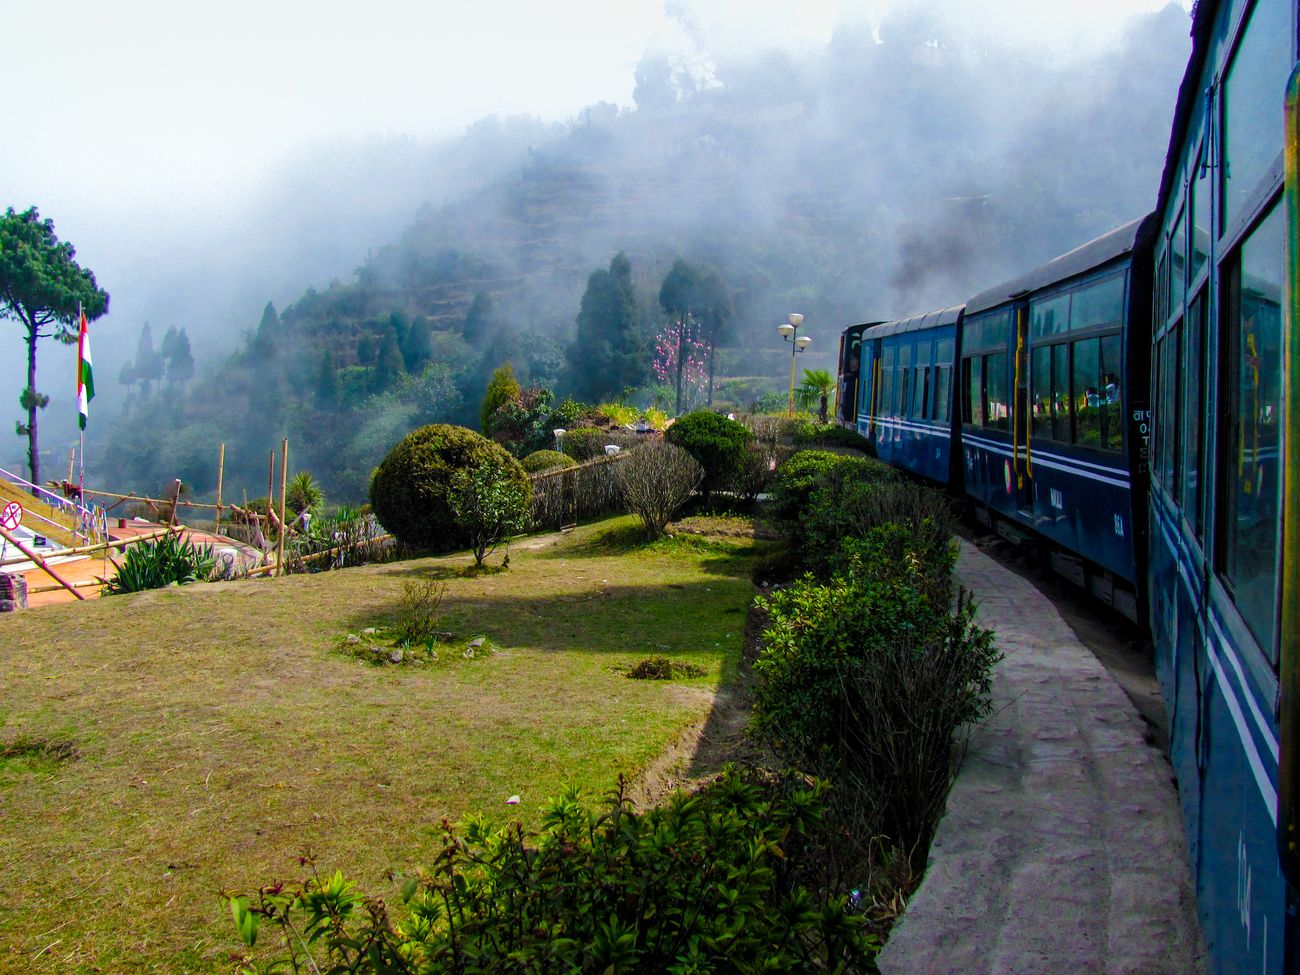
[5,0,1188,226]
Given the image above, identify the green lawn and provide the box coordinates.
[0,516,755,974]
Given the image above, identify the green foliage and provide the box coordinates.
[103,534,216,595]
[229,769,879,974]
[567,252,648,402]
[547,395,590,430]
[595,401,638,427]
[769,451,894,521]
[730,443,776,502]
[798,475,952,580]
[663,411,753,501]
[642,407,669,431]
[753,391,791,415]
[285,471,324,516]
[558,426,641,461]
[484,385,556,457]
[369,424,526,550]
[480,362,521,432]
[447,462,532,567]
[790,422,873,452]
[520,449,576,474]
[626,655,706,680]
[753,530,998,854]
[797,369,837,422]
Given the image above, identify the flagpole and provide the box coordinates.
[77,304,86,534]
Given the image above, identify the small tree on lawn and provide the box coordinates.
[797,368,836,423]
[613,441,703,539]
[447,463,531,567]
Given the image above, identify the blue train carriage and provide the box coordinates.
[1148,0,1299,970]
[1149,0,1300,972]
[958,215,1156,621]
[853,306,964,485]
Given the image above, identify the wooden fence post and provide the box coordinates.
[215,443,225,534]
[276,438,288,577]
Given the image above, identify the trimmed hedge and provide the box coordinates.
[768,449,895,521]
[521,449,577,474]
[664,411,753,500]
[369,424,529,550]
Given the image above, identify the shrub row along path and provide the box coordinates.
[879,540,1206,975]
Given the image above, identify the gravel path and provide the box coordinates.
[879,540,1206,975]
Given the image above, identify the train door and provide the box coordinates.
[1011,302,1035,517]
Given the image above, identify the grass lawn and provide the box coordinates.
[0,516,756,974]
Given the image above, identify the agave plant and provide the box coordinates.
[103,534,216,595]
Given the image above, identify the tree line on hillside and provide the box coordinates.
[97,250,748,504]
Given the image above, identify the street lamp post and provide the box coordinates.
[777,313,812,417]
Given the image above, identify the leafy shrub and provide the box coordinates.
[753,540,998,856]
[547,395,590,430]
[768,450,894,521]
[641,407,669,430]
[394,577,447,645]
[612,440,702,539]
[369,424,528,551]
[752,391,791,415]
[664,410,753,502]
[627,655,706,679]
[103,534,216,595]
[596,401,638,427]
[730,443,776,502]
[558,427,641,461]
[793,423,873,452]
[447,463,532,567]
[520,449,576,474]
[799,476,952,579]
[485,386,557,457]
[229,769,879,973]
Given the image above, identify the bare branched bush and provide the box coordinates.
[395,577,447,645]
[730,443,776,502]
[613,440,703,539]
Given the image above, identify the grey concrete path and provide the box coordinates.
[879,541,1206,975]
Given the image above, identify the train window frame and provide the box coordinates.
[982,352,1010,432]
[1182,290,1208,543]
[1190,142,1211,287]
[1215,200,1284,666]
[1218,0,1290,237]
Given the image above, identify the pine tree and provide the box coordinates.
[251,301,279,358]
[567,252,647,402]
[463,291,498,348]
[481,362,521,431]
[132,322,164,395]
[160,325,195,386]
[316,350,339,406]
[375,326,405,392]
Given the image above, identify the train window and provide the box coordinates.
[934,366,950,422]
[1071,272,1126,331]
[1170,208,1186,313]
[1221,0,1290,232]
[1099,334,1122,452]
[859,345,875,417]
[898,368,910,419]
[1155,250,1169,326]
[1158,325,1182,498]
[1191,146,1210,282]
[880,346,897,415]
[963,357,983,426]
[1031,347,1052,440]
[936,335,954,364]
[1053,345,1071,441]
[1073,339,1103,449]
[984,353,1010,431]
[1219,204,1283,662]
[1182,293,1207,540]
[983,310,1013,350]
[916,366,930,419]
[1030,293,1070,339]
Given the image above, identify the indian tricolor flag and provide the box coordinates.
[76,308,94,430]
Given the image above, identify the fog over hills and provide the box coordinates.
[3,3,1192,500]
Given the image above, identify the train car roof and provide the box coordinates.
[1154,1,1218,218]
[840,320,885,338]
[863,304,963,339]
[964,215,1154,315]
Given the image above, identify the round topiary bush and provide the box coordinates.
[369,424,530,550]
[664,411,754,501]
[521,449,577,474]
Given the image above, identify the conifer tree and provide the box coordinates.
[567,252,647,402]
[481,362,521,431]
